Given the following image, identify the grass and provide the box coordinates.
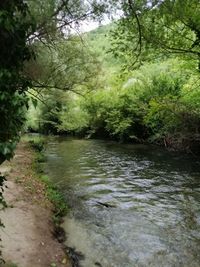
[28,138,45,152]
[40,174,68,223]
[2,262,19,267]
[29,139,68,225]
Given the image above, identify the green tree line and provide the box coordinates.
[27,56,200,152]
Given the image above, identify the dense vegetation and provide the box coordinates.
[26,23,200,153]
[0,1,35,163]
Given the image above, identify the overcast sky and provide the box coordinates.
[78,15,111,33]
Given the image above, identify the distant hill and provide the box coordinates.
[83,23,122,71]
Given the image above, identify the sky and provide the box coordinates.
[79,15,112,32]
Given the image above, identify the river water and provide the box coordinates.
[44,137,200,267]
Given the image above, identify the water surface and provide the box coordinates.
[45,137,200,267]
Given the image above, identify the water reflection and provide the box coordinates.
[45,137,200,267]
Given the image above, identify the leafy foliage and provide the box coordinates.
[25,35,102,134]
[45,58,200,151]
[27,0,110,42]
[0,1,35,162]
[26,37,101,93]
[110,0,200,70]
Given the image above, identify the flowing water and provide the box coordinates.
[45,137,200,267]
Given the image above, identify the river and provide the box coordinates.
[44,136,200,267]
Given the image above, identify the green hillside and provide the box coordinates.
[84,23,121,71]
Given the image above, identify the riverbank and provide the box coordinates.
[0,141,71,267]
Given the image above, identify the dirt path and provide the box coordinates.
[0,142,71,267]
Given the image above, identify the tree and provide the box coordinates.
[110,0,200,70]
[0,1,35,163]
[25,37,101,92]
[25,35,102,134]
[27,0,108,42]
